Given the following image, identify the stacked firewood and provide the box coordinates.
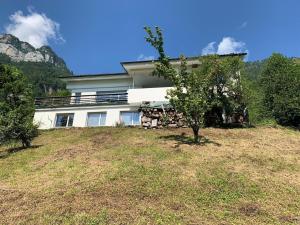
[140,107,187,129]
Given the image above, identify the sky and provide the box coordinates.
[1,0,300,74]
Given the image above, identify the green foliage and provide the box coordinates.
[0,53,12,64]
[261,53,300,127]
[200,55,247,126]
[241,74,272,125]
[244,60,266,81]
[242,60,279,125]
[0,64,38,147]
[144,26,247,142]
[0,54,71,97]
[49,89,71,97]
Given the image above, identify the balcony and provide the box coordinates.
[35,91,128,108]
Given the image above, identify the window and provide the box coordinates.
[120,111,140,126]
[87,112,107,127]
[55,113,74,127]
[74,92,81,104]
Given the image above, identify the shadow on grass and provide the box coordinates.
[159,132,221,147]
[0,145,42,159]
[214,123,255,129]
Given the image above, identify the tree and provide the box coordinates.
[144,27,246,142]
[145,27,210,142]
[200,54,246,126]
[241,60,273,125]
[0,64,38,147]
[261,53,300,127]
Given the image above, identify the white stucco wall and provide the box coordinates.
[128,87,170,103]
[34,105,140,129]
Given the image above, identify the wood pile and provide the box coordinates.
[140,103,187,129]
[139,101,248,129]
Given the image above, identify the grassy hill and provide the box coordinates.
[0,127,299,224]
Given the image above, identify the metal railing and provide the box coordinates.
[35,91,128,108]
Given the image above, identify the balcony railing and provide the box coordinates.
[35,91,128,108]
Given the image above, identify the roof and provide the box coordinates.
[60,72,128,79]
[60,53,247,79]
[121,53,247,65]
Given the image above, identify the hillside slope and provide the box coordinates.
[0,127,299,224]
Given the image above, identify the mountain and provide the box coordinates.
[0,34,71,97]
[0,34,66,67]
[244,60,266,81]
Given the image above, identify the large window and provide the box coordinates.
[120,111,140,126]
[55,113,74,127]
[87,112,107,127]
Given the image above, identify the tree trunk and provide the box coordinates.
[21,138,31,148]
[192,126,200,143]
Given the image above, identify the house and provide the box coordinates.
[33,53,246,129]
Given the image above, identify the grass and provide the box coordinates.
[0,126,299,224]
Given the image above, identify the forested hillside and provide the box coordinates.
[0,53,71,97]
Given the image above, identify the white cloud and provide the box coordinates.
[137,54,155,61]
[202,37,247,55]
[238,21,248,29]
[5,8,64,48]
[217,37,246,54]
[201,42,216,55]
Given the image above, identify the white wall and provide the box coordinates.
[128,87,170,103]
[34,105,139,129]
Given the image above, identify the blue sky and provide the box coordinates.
[1,0,300,74]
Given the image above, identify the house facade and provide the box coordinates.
[33,54,246,129]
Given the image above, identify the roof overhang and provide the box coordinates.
[60,53,247,80]
[60,73,130,82]
[121,53,247,73]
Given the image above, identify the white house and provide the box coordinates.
[33,54,246,129]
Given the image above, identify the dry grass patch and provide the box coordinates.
[0,126,299,224]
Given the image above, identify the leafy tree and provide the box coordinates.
[0,64,38,147]
[144,27,246,142]
[241,76,272,125]
[261,53,300,127]
[144,27,210,142]
[241,60,272,125]
[201,55,246,126]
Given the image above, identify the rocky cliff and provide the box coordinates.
[0,34,66,67]
[0,34,71,97]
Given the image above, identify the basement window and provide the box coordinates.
[120,111,140,126]
[87,112,107,127]
[55,113,74,128]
